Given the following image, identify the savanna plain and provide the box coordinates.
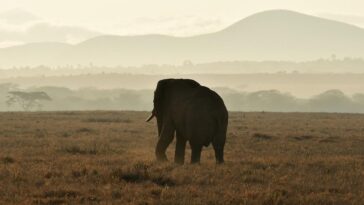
[1,111,364,205]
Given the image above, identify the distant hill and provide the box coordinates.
[1,10,364,67]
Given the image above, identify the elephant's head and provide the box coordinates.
[146,79,200,135]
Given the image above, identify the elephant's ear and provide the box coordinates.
[153,80,170,114]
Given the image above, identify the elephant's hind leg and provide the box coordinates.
[213,142,224,164]
[191,145,202,164]
[174,137,187,165]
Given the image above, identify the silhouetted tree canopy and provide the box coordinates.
[7,91,52,111]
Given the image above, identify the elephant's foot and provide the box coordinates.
[156,153,168,162]
[214,147,224,164]
[156,157,168,162]
[190,159,200,164]
[191,146,202,164]
[155,137,173,162]
[216,159,224,164]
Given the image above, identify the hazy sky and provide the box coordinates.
[1,0,364,46]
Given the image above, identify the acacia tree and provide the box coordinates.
[6,91,52,111]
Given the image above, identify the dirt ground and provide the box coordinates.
[0,111,364,205]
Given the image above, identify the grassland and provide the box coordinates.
[0,111,364,205]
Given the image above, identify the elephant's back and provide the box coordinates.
[189,86,228,116]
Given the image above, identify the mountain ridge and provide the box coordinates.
[1,10,364,67]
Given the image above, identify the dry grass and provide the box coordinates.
[0,111,364,204]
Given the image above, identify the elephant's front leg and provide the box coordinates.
[155,123,174,162]
[174,134,186,165]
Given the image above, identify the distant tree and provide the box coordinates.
[6,91,52,111]
[307,89,353,112]
[245,90,298,111]
[353,93,364,104]
[183,60,194,67]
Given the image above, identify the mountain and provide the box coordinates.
[0,9,101,48]
[1,10,364,67]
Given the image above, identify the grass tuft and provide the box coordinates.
[1,156,15,164]
[252,133,274,140]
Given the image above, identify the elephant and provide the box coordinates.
[146,79,228,164]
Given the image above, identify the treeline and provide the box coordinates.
[1,57,364,77]
[223,89,364,113]
[1,83,364,113]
